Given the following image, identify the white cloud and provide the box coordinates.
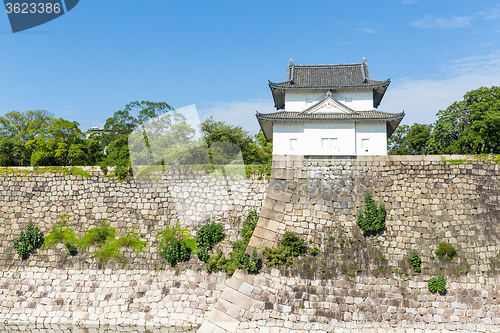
[357,27,376,34]
[382,52,500,125]
[402,0,418,4]
[477,5,500,20]
[197,99,276,136]
[412,15,473,29]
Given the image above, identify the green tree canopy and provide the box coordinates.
[201,117,271,166]
[388,123,432,155]
[428,86,500,154]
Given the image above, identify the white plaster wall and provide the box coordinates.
[272,122,357,155]
[303,122,356,155]
[272,122,305,155]
[355,122,387,155]
[284,90,373,112]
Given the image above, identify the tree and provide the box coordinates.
[26,117,86,166]
[0,110,54,166]
[96,101,174,174]
[428,86,500,154]
[388,123,432,155]
[200,117,271,166]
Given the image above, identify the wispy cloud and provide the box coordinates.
[477,4,500,20]
[411,15,473,29]
[197,99,275,135]
[357,27,376,34]
[402,0,418,4]
[382,51,500,125]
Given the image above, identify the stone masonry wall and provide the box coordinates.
[0,167,267,269]
[200,155,500,333]
[3,155,500,331]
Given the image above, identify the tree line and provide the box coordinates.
[0,101,272,178]
[388,86,500,155]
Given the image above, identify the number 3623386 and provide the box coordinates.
[5,2,62,14]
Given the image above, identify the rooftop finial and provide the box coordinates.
[289,58,294,66]
[362,56,366,63]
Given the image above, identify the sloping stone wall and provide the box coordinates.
[201,155,500,333]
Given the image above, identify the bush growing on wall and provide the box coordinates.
[195,221,225,262]
[13,221,44,260]
[408,251,421,273]
[357,191,386,235]
[157,221,197,267]
[263,232,306,267]
[435,241,457,261]
[428,274,446,294]
[43,214,79,256]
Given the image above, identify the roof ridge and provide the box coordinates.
[290,63,365,68]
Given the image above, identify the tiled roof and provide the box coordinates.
[269,62,390,90]
[255,110,404,121]
[269,61,390,109]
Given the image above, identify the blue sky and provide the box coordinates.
[1,0,500,135]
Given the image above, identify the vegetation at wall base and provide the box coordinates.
[435,241,457,261]
[43,214,79,255]
[357,191,386,235]
[201,208,261,275]
[0,166,91,178]
[157,222,197,267]
[195,221,225,262]
[13,221,44,260]
[428,274,446,294]
[408,251,421,273]
[263,232,306,267]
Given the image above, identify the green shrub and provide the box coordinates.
[435,242,457,261]
[13,221,44,260]
[206,250,227,272]
[65,242,78,256]
[408,251,421,273]
[43,214,79,255]
[85,226,147,265]
[79,220,117,249]
[428,274,446,293]
[196,221,225,248]
[308,246,320,256]
[224,240,260,275]
[263,232,305,267]
[157,222,197,266]
[241,207,258,242]
[357,191,386,234]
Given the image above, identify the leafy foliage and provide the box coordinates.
[201,117,271,166]
[429,86,500,154]
[13,221,44,259]
[79,222,147,265]
[203,209,261,275]
[263,232,306,267]
[241,207,258,242]
[357,191,386,235]
[205,250,227,273]
[408,251,421,273]
[156,222,197,267]
[308,246,320,256]
[388,123,433,155]
[196,221,225,250]
[79,220,117,249]
[43,214,79,255]
[428,274,446,294]
[435,242,457,261]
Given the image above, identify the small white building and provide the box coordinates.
[256,59,404,156]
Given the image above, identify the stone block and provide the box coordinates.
[221,287,255,310]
